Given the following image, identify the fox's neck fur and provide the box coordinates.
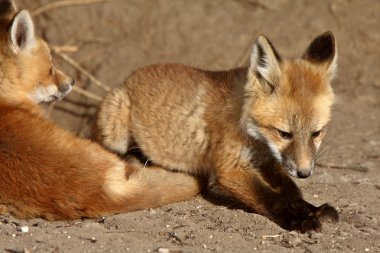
[0,72,43,115]
[205,67,248,125]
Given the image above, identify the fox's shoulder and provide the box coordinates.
[126,63,247,95]
[128,63,204,81]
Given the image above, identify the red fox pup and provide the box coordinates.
[96,31,339,232]
[0,0,201,220]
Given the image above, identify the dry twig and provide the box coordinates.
[262,234,282,239]
[316,162,369,173]
[329,3,342,29]
[72,86,102,102]
[31,0,113,16]
[234,33,257,67]
[46,101,57,116]
[233,0,269,11]
[51,45,79,54]
[52,48,111,92]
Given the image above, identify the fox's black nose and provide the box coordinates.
[297,170,311,178]
[70,78,75,86]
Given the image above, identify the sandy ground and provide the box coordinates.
[1,0,380,252]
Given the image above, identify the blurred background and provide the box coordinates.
[18,1,379,140]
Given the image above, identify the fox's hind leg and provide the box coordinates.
[95,87,131,154]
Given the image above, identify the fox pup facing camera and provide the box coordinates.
[0,0,201,220]
[96,32,340,232]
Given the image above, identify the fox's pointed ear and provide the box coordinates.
[9,10,36,53]
[249,35,282,92]
[0,0,17,17]
[302,31,337,79]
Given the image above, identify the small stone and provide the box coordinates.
[149,209,157,215]
[17,226,29,233]
[365,248,370,252]
[157,248,170,253]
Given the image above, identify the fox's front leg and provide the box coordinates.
[210,164,338,233]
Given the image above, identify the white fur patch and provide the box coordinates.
[10,10,36,53]
[249,36,281,85]
[106,139,129,154]
[266,140,282,162]
[240,146,253,161]
[251,44,273,83]
[104,162,140,199]
[328,54,338,81]
[31,85,58,103]
[245,120,264,140]
[243,119,282,162]
[288,168,298,178]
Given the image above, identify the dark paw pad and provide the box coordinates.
[316,204,339,223]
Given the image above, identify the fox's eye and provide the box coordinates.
[312,130,322,138]
[278,130,293,140]
[49,67,54,76]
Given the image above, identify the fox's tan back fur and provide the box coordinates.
[0,0,201,220]
[97,42,336,178]
[97,31,339,232]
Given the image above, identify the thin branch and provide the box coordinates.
[52,48,111,92]
[329,3,342,29]
[52,45,79,54]
[72,86,102,102]
[262,234,282,239]
[316,162,369,173]
[31,0,113,16]
[46,101,57,116]
[232,0,269,11]
[234,33,256,67]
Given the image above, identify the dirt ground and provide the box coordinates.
[1,0,379,252]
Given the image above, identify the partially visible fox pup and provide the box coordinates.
[96,31,340,232]
[0,0,201,220]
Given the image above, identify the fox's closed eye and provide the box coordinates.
[312,130,322,138]
[278,129,293,140]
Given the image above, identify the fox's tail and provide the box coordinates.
[103,159,203,215]
[2,159,201,220]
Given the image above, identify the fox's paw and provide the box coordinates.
[298,216,322,233]
[290,203,339,233]
[286,214,322,233]
[315,203,339,223]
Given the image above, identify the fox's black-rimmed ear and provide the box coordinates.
[9,10,36,53]
[249,35,282,92]
[303,31,337,79]
[0,0,17,17]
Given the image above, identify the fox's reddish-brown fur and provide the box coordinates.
[0,0,201,220]
[96,32,340,232]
